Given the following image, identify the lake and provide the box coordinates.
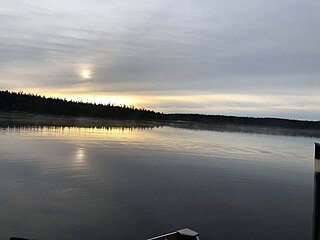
[0,125,317,240]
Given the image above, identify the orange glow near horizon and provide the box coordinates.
[11,88,136,106]
[7,88,320,117]
[53,94,135,107]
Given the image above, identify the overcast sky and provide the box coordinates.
[0,0,319,119]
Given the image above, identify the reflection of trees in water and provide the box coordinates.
[0,112,164,130]
[3,124,162,132]
[1,112,320,138]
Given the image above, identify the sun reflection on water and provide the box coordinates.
[74,147,86,167]
[3,125,312,164]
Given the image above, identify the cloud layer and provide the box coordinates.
[0,0,319,119]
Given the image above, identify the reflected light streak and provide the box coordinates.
[74,147,86,166]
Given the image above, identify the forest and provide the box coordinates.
[1,90,320,130]
[0,90,162,120]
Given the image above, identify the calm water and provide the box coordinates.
[0,126,318,240]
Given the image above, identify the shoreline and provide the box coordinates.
[1,111,320,138]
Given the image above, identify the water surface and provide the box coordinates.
[0,126,317,240]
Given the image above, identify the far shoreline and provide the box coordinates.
[1,111,320,138]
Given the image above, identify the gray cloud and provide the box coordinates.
[0,0,319,119]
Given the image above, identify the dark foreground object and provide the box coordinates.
[9,229,199,240]
[147,228,200,240]
[315,143,320,160]
[313,143,320,240]
[9,238,31,240]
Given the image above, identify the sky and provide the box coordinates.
[0,0,319,120]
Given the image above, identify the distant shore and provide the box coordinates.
[1,111,320,138]
[0,111,163,129]
[1,90,320,137]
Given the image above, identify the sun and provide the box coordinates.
[81,69,91,79]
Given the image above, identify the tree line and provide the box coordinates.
[166,113,320,130]
[1,90,320,130]
[0,90,162,120]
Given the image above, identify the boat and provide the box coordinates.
[147,228,200,240]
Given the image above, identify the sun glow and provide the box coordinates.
[18,88,137,107]
[84,95,133,106]
[54,94,135,106]
[81,69,91,79]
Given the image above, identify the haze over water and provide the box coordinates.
[0,126,317,240]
